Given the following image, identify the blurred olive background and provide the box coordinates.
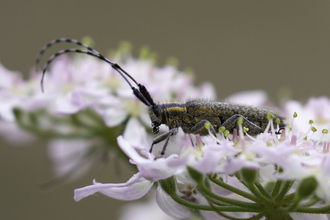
[1,1,330,219]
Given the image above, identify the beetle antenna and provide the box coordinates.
[36,38,100,72]
[38,39,156,107]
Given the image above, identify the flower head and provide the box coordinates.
[74,94,330,219]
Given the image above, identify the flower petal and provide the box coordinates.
[74,173,153,201]
[156,186,190,219]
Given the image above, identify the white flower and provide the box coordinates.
[284,96,330,141]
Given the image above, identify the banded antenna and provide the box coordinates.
[36,39,156,107]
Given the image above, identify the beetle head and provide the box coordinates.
[149,105,165,134]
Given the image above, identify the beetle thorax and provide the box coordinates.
[148,103,187,134]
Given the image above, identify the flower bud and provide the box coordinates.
[297,176,318,199]
[240,167,258,184]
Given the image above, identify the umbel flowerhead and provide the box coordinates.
[2,38,330,219]
[74,109,330,219]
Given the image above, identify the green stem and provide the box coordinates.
[280,197,301,212]
[207,175,260,203]
[246,183,272,206]
[199,180,262,210]
[283,193,295,203]
[271,179,282,197]
[275,180,294,202]
[170,193,259,212]
[295,205,330,214]
[300,195,320,207]
[255,182,272,200]
[207,199,266,220]
[204,195,232,206]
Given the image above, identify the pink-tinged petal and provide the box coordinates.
[223,157,260,175]
[166,155,188,168]
[95,180,153,201]
[117,136,184,181]
[322,156,330,175]
[156,186,190,219]
[259,164,276,183]
[136,159,180,182]
[123,117,149,150]
[21,94,54,111]
[117,136,148,163]
[0,62,23,89]
[306,97,330,120]
[54,93,90,114]
[74,173,153,202]
[191,147,219,173]
[0,98,18,121]
[119,141,177,181]
[102,107,128,127]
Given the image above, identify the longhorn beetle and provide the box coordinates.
[36,38,285,156]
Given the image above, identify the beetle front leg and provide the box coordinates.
[221,114,262,134]
[188,120,217,136]
[149,127,178,157]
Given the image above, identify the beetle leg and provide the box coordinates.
[221,114,263,134]
[188,120,217,136]
[149,127,178,156]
